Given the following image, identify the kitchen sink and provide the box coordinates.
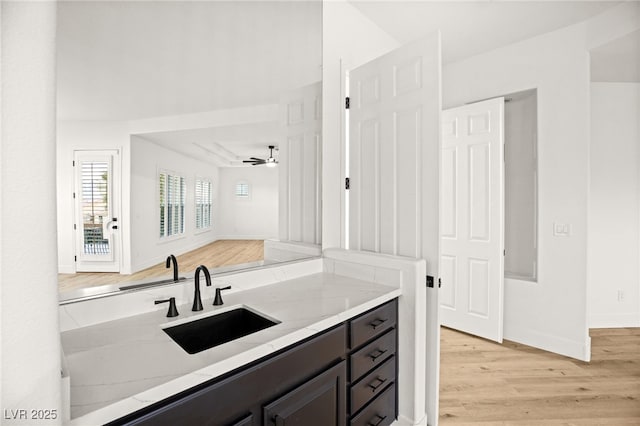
[162,307,279,354]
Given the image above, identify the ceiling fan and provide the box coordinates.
[243,145,278,167]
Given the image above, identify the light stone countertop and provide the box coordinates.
[62,272,401,425]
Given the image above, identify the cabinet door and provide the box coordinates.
[263,361,346,426]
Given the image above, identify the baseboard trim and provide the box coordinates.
[504,326,591,361]
[395,414,427,426]
[58,265,75,274]
[215,235,274,240]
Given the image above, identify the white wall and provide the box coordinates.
[443,3,640,359]
[216,166,278,240]
[444,23,592,360]
[130,136,219,273]
[588,82,640,327]
[1,1,62,422]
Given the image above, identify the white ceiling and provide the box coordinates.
[348,1,622,64]
[56,1,322,121]
[137,122,280,167]
[57,1,631,165]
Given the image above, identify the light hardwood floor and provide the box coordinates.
[58,240,264,292]
[439,326,640,425]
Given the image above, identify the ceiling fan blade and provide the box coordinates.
[249,157,264,161]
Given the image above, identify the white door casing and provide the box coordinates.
[279,82,322,245]
[349,33,441,425]
[74,150,121,273]
[440,98,505,343]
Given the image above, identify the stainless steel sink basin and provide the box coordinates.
[162,307,279,354]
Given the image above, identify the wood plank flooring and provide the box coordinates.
[58,240,264,292]
[439,326,640,425]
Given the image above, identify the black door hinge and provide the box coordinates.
[345,97,350,109]
[72,160,75,167]
[73,224,76,230]
[73,192,76,199]
[345,177,350,190]
[426,275,434,288]
[438,278,442,288]
[74,255,77,262]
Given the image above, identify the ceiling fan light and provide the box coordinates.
[266,158,277,167]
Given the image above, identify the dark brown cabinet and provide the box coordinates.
[347,300,398,426]
[108,299,397,426]
[263,362,346,426]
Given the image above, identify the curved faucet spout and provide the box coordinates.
[166,254,179,282]
[192,265,211,311]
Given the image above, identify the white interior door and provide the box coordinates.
[279,82,322,245]
[349,34,441,425]
[74,150,121,272]
[440,98,505,342]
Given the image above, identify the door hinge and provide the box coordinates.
[73,224,76,230]
[438,278,442,288]
[74,255,77,262]
[73,192,76,199]
[504,249,506,256]
[345,97,350,109]
[426,275,435,288]
[72,160,75,167]
[345,177,350,190]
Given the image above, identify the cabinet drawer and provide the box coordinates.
[350,301,397,349]
[350,329,396,382]
[349,384,396,426]
[350,356,395,415]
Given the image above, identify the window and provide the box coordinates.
[195,178,212,230]
[235,181,250,198]
[159,171,186,238]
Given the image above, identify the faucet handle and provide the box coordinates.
[213,286,232,306]
[155,297,179,317]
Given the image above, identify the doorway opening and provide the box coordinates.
[504,89,538,282]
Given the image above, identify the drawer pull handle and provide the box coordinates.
[368,414,387,426]
[367,376,388,392]
[368,348,388,361]
[368,318,388,329]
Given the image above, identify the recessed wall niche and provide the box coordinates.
[504,89,538,281]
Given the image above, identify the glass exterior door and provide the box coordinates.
[74,150,120,272]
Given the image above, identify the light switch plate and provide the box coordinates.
[553,222,571,237]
